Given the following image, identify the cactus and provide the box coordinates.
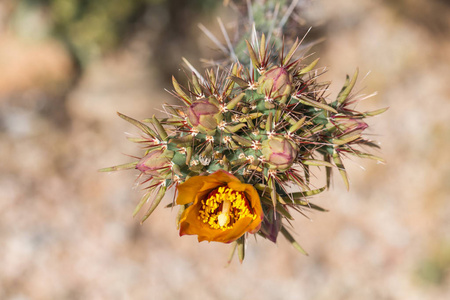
[101,2,386,262]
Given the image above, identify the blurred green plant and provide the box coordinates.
[16,0,218,67]
[415,242,450,286]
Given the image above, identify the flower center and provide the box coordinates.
[198,186,256,230]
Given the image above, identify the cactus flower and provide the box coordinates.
[136,149,174,177]
[262,136,298,170]
[257,66,293,102]
[186,97,223,135]
[176,170,263,243]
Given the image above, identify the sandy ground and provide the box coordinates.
[1,0,449,299]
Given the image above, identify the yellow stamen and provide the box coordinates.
[198,186,256,230]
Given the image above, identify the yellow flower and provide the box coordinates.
[176,170,263,243]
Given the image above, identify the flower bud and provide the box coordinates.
[336,118,368,137]
[262,136,298,171]
[259,210,282,243]
[186,96,222,135]
[257,66,293,102]
[136,149,174,177]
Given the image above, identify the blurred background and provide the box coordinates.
[1,0,449,299]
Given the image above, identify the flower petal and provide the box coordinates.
[179,204,224,240]
[176,176,208,205]
[243,185,263,217]
[227,181,248,192]
[210,169,241,184]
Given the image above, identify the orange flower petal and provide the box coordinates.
[218,217,257,242]
[198,179,222,193]
[179,204,224,240]
[176,175,210,205]
[177,170,241,205]
[243,184,264,219]
[227,181,248,192]
[181,211,256,243]
[210,169,241,184]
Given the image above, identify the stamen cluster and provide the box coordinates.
[199,187,255,230]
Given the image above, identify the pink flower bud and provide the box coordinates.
[335,118,368,136]
[187,97,223,135]
[262,136,298,171]
[257,67,293,102]
[136,149,174,177]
